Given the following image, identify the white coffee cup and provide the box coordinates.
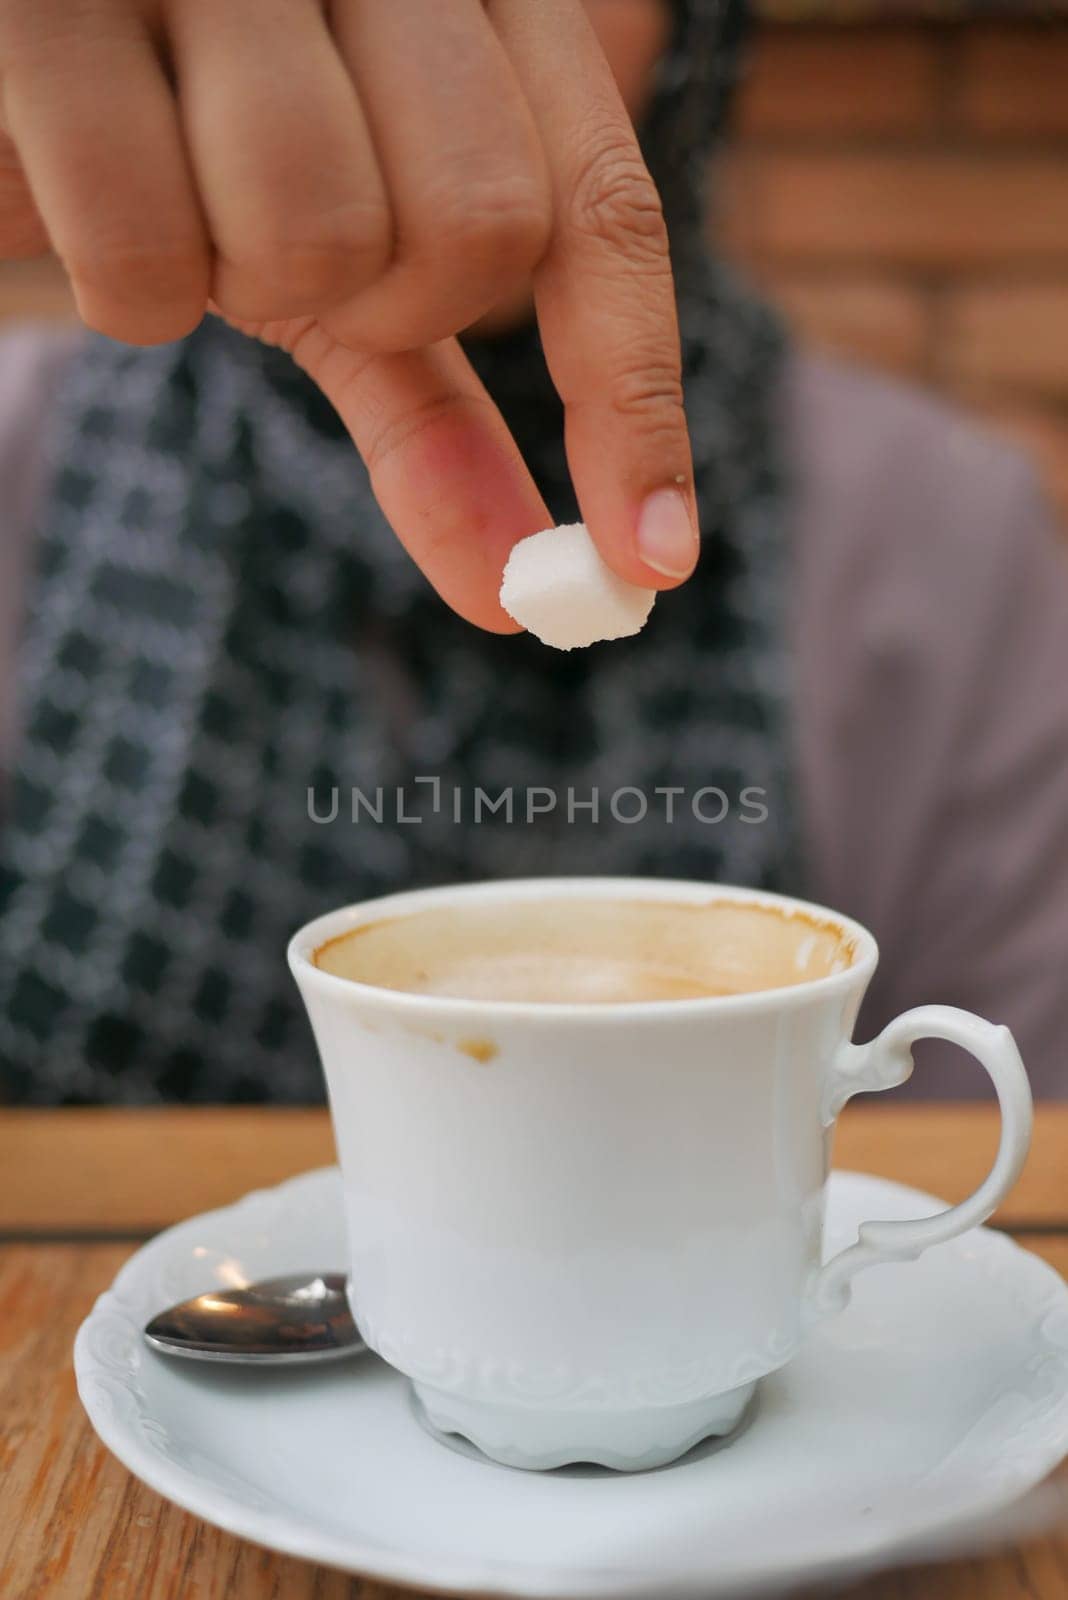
[288,877,1032,1472]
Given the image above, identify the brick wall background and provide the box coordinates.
[723,17,1068,518]
[2,13,1067,520]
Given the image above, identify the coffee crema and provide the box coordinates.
[313,896,855,1004]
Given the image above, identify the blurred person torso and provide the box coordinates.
[2,0,1068,1104]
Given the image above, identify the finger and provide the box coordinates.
[490,0,698,589]
[0,2,209,342]
[168,0,392,323]
[323,0,550,351]
[224,311,548,631]
[0,131,49,258]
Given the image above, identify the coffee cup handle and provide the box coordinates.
[806,1004,1033,1319]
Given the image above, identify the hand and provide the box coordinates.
[0,0,697,629]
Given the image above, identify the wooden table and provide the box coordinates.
[2,1105,1066,1600]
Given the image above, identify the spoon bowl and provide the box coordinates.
[143,1272,364,1365]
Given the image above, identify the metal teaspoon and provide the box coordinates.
[143,1272,365,1365]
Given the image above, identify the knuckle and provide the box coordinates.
[566,132,668,256]
[609,360,687,426]
[432,175,551,276]
[66,239,207,343]
[363,389,483,479]
[66,238,206,304]
[235,201,393,301]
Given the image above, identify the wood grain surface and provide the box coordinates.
[1,1108,1065,1599]
[3,1105,1065,1236]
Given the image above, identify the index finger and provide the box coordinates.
[491,0,699,589]
[222,310,547,631]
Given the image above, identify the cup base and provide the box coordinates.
[410,1379,757,1472]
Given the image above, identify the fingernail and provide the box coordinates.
[636,488,698,578]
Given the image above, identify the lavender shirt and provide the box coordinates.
[3,326,1068,1097]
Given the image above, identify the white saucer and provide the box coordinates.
[75,1168,1068,1599]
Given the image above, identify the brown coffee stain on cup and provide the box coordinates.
[457,1037,499,1064]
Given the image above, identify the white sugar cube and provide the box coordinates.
[499,523,656,651]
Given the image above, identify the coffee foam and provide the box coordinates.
[313,897,856,1004]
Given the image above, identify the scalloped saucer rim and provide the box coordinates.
[75,1167,1068,1599]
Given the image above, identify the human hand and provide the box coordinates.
[0,0,696,629]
